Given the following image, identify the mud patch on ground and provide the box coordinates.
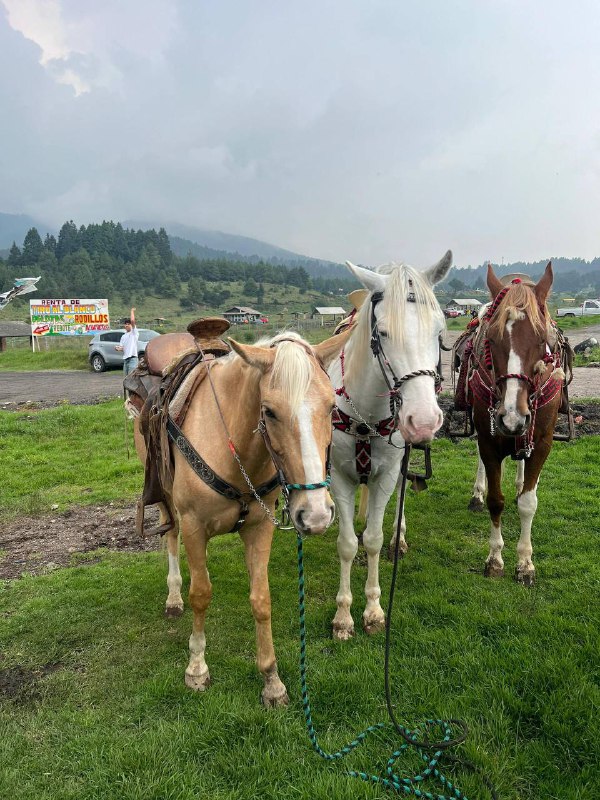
[438,398,600,439]
[0,662,62,702]
[0,502,160,580]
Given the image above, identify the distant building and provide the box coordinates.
[312,306,348,326]
[447,298,482,313]
[0,321,33,351]
[222,305,263,324]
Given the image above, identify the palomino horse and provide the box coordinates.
[135,330,350,705]
[328,252,452,640]
[466,263,564,585]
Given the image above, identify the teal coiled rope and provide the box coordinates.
[295,445,497,798]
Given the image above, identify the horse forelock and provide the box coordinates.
[268,334,314,416]
[488,283,547,339]
[344,264,442,384]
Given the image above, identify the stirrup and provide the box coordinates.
[135,498,175,537]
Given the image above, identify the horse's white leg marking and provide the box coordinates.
[515,459,525,497]
[485,522,505,577]
[468,448,487,512]
[332,475,359,640]
[516,485,538,585]
[181,517,212,691]
[163,506,183,616]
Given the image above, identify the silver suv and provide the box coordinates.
[88,328,160,372]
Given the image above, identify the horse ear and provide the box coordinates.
[344,261,385,293]
[423,250,453,285]
[534,261,553,303]
[228,339,274,372]
[487,263,504,299]
[313,326,353,369]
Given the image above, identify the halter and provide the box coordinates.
[469,280,564,456]
[368,291,442,420]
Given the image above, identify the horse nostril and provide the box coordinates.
[296,509,307,531]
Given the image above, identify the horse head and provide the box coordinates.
[229,330,351,534]
[485,262,554,436]
[343,251,452,444]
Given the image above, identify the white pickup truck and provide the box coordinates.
[556,299,600,317]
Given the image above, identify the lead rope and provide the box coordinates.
[296,445,498,799]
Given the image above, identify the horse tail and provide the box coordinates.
[357,485,369,522]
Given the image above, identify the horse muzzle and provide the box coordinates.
[291,492,335,536]
[495,409,531,436]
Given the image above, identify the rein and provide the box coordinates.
[295,445,497,799]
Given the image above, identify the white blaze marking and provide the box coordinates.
[297,402,322,483]
[504,320,522,416]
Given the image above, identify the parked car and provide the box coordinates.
[556,299,600,318]
[88,328,161,372]
[443,307,462,318]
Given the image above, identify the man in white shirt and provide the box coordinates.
[115,307,139,375]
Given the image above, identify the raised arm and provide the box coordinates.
[130,307,136,327]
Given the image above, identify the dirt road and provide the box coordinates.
[1,326,598,408]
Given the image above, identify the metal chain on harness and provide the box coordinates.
[295,444,498,799]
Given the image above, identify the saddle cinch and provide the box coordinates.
[124,318,231,536]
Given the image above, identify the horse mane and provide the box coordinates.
[345,263,443,385]
[488,283,547,338]
[252,330,314,415]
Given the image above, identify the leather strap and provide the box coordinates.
[166,417,280,532]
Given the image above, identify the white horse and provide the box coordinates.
[329,253,452,640]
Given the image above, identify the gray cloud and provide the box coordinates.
[1,0,599,267]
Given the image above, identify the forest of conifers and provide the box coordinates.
[0,221,357,308]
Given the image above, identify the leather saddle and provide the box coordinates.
[124,318,231,535]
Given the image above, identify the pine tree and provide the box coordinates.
[7,242,21,266]
[21,228,44,266]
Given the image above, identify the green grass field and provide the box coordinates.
[0,402,599,799]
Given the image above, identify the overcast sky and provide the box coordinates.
[1,1,599,268]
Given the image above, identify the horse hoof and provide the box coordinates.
[515,568,535,587]
[261,688,289,708]
[468,497,485,512]
[185,670,211,691]
[363,618,385,635]
[332,624,354,641]
[387,541,408,561]
[165,604,184,618]
[484,561,504,578]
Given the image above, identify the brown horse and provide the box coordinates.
[467,263,565,585]
[134,330,350,705]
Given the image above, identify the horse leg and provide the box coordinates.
[362,479,396,635]
[483,456,505,578]
[332,479,359,641]
[515,444,550,585]
[181,516,212,691]
[515,459,525,498]
[162,503,184,617]
[468,449,487,512]
[388,497,407,561]
[241,522,289,707]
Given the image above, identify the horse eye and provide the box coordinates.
[379,330,388,338]
[263,407,277,421]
